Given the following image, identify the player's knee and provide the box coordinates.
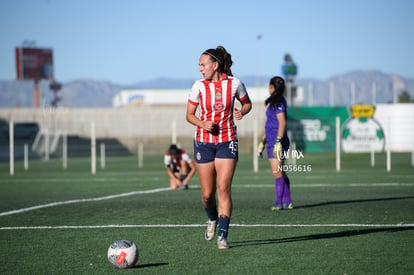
[216,182,231,197]
[272,170,282,178]
[201,193,215,205]
[272,166,283,178]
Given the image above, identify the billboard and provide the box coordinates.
[287,107,349,152]
[341,105,385,152]
[15,47,54,81]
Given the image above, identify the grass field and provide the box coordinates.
[0,152,413,274]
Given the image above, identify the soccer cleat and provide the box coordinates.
[217,235,229,250]
[283,203,294,210]
[271,203,282,211]
[178,185,189,190]
[205,220,217,241]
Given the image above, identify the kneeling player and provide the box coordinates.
[164,144,196,190]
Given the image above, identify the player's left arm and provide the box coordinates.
[273,112,286,157]
[182,160,196,185]
[234,94,252,120]
[276,112,286,138]
[234,81,252,120]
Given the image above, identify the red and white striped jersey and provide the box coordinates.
[188,73,249,143]
[164,149,191,170]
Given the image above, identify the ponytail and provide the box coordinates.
[216,46,233,76]
[265,76,285,106]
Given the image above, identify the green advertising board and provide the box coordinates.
[287,107,349,152]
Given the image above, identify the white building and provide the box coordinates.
[112,86,305,108]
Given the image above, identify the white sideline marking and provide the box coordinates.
[0,187,170,217]
[1,223,413,230]
[0,183,412,217]
[237,183,414,188]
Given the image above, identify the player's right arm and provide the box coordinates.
[186,102,213,132]
[166,167,182,189]
[186,81,214,132]
[165,167,177,180]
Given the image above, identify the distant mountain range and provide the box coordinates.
[0,70,413,108]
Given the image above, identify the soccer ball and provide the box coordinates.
[107,239,139,269]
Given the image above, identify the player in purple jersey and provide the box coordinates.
[258,76,293,210]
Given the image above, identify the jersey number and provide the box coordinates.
[229,141,238,156]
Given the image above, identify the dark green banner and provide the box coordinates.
[287,107,349,152]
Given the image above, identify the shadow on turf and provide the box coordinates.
[230,227,414,248]
[131,262,168,269]
[295,195,414,209]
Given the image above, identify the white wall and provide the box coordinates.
[0,105,264,139]
[1,103,412,152]
[113,86,269,107]
[374,104,414,151]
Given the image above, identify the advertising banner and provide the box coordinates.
[15,47,54,81]
[287,107,348,152]
[341,105,385,152]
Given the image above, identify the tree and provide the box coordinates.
[398,91,411,103]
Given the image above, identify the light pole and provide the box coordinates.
[281,53,297,106]
[255,34,262,90]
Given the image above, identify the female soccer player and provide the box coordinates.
[186,46,252,250]
[164,144,196,190]
[258,76,293,211]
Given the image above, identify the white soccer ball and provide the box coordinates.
[107,239,139,269]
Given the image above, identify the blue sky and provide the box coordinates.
[1,0,413,85]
